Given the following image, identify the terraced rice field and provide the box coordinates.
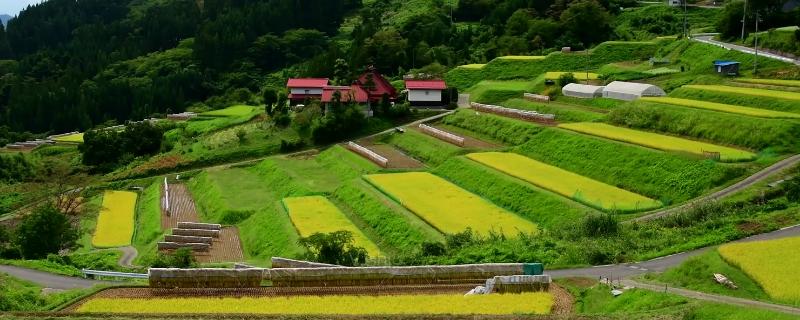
[459,64,486,69]
[92,191,138,248]
[683,85,800,101]
[75,293,554,315]
[736,78,800,88]
[545,72,600,80]
[365,172,538,236]
[466,152,661,212]
[200,105,259,117]
[282,196,382,257]
[496,55,545,60]
[558,123,756,162]
[718,237,800,304]
[52,133,84,143]
[641,97,800,119]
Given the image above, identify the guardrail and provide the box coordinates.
[82,269,149,279]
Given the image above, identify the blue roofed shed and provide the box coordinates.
[713,60,740,76]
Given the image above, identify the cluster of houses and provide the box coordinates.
[286,69,449,115]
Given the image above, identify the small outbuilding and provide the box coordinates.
[405,80,447,107]
[713,60,740,76]
[602,81,666,101]
[562,83,605,99]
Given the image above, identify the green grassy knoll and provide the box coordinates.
[382,130,463,166]
[433,157,593,229]
[514,129,744,205]
[670,86,800,114]
[501,98,606,123]
[607,101,800,152]
[441,109,544,145]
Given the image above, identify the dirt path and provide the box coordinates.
[634,154,800,222]
[622,280,800,315]
[117,246,138,268]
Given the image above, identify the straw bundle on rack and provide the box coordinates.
[157,242,211,252]
[149,268,266,288]
[485,275,551,294]
[164,235,214,244]
[172,228,220,238]
[177,222,222,230]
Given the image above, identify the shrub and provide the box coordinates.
[299,231,367,266]
[581,214,620,237]
[558,72,577,87]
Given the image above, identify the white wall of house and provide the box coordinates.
[290,88,324,95]
[408,89,442,102]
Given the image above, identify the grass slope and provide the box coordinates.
[501,98,605,123]
[382,130,463,166]
[132,182,163,263]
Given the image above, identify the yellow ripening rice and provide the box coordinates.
[76,293,554,315]
[641,97,800,119]
[459,64,486,69]
[467,152,661,212]
[365,172,538,236]
[92,191,137,248]
[558,122,756,162]
[52,133,84,143]
[735,78,800,88]
[719,237,800,304]
[282,196,382,257]
[544,72,600,80]
[200,105,258,117]
[683,85,800,101]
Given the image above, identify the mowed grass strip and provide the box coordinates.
[559,123,756,162]
[76,293,553,315]
[282,196,381,257]
[365,172,538,236]
[467,152,661,212]
[735,78,800,88]
[718,237,800,304]
[92,191,138,248]
[200,105,258,117]
[684,85,800,101]
[640,97,800,119]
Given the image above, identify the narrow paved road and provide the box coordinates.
[693,35,800,65]
[0,265,110,290]
[633,154,800,222]
[622,280,800,315]
[549,224,800,279]
[117,246,138,268]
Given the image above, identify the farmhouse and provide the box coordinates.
[404,79,447,107]
[562,83,605,99]
[713,60,740,76]
[287,78,329,105]
[321,85,373,116]
[357,68,398,103]
[602,81,666,101]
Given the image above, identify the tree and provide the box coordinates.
[558,72,578,87]
[333,58,350,85]
[0,24,11,59]
[14,205,78,259]
[560,0,612,46]
[298,231,367,266]
[262,88,278,115]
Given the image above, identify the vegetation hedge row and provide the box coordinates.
[607,102,800,152]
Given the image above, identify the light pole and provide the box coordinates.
[741,0,748,41]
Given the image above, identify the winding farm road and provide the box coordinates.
[0,265,110,290]
[692,35,800,66]
[117,246,138,268]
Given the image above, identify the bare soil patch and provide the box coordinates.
[161,184,200,230]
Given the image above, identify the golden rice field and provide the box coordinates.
[92,191,137,248]
[76,293,553,315]
[684,85,800,101]
[200,105,258,117]
[736,78,800,88]
[467,152,661,212]
[282,196,382,257]
[545,72,600,80]
[459,64,486,69]
[641,97,800,119]
[558,123,756,162]
[53,133,84,143]
[718,237,800,304]
[365,172,538,236]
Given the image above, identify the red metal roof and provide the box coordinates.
[321,85,370,103]
[405,80,447,90]
[287,78,329,88]
[358,70,397,100]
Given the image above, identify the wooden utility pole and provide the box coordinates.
[741,0,748,41]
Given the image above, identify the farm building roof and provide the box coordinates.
[603,81,666,101]
[562,83,605,99]
[405,80,447,90]
[287,78,329,88]
[358,69,397,100]
[713,60,740,67]
[321,85,370,103]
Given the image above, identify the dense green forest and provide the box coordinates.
[0,0,797,139]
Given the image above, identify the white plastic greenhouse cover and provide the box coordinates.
[602,81,666,101]
[562,83,605,99]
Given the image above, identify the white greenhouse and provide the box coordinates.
[602,81,666,101]
[561,83,605,99]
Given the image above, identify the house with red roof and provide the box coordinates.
[357,68,398,103]
[286,78,329,105]
[321,85,373,116]
[405,79,448,107]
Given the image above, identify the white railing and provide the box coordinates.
[346,142,389,167]
[419,124,466,147]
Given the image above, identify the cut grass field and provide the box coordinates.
[200,105,259,117]
[76,293,553,315]
[467,80,535,104]
[640,97,800,119]
[365,172,538,236]
[467,152,661,212]
[683,85,800,101]
[92,191,137,248]
[282,196,382,257]
[545,72,600,80]
[736,78,800,88]
[718,237,800,305]
[558,122,757,162]
[52,132,84,143]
